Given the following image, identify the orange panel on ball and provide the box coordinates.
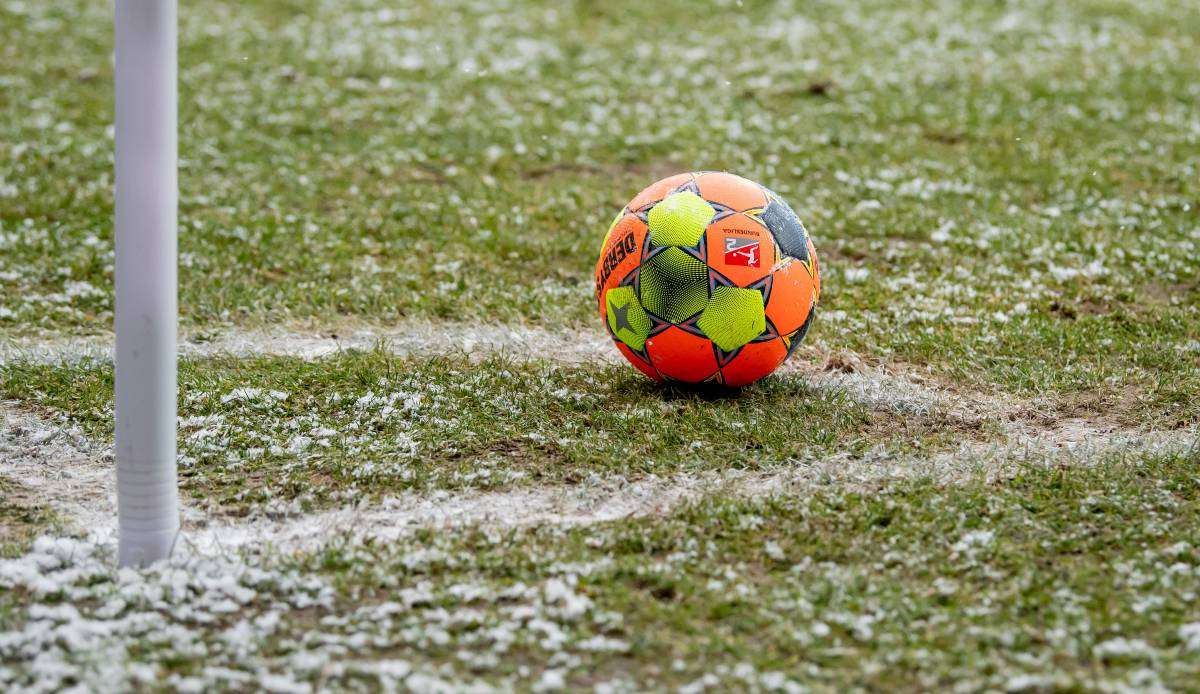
[721,338,788,387]
[696,172,768,212]
[615,341,664,382]
[627,173,694,212]
[645,326,718,383]
[704,213,774,287]
[765,258,817,335]
[594,214,648,310]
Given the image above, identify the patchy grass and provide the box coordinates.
[3,450,1199,690]
[0,349,968,512]
[2,0,1199,414]
[3,0,1200,687]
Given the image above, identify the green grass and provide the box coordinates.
[4,449,1198,690]
[0,349,968,512]
[313,447,1200,690]
[2,0,1198,414]
[2,0,1200,687]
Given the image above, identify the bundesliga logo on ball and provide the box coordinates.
[595,172,821,387]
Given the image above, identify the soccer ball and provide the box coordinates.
[595,172,820,386]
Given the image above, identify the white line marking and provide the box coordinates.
[4,323,1194,554]
[4,399,1194,555]
[185,418,1196,553]
[1,322,970,421]
[0,322,614,365]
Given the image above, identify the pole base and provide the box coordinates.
[117,524,179,568]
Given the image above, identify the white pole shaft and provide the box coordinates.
[114,0,179,567]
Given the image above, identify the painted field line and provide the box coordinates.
[0,322,967,552]
[6,322,1186,554]
[4,399,1194,556]
[186,418,1195,554]
[1,321,985,423]
[0,322,613,366]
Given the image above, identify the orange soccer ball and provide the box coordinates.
[595,172,820,387]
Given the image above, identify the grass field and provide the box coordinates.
[2,0,1199,690]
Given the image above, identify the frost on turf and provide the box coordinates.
[3,0,1200,346]
[3,0,1200,686]
[0,534,633,692]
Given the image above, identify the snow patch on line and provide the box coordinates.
[184,322,615,364]
[184,472,728,554]
[802,367,949,418]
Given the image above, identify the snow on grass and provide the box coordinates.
[5,0,1200,423]
[4,391,1194,560]
[0,402,112,533]
[6,445,1200,691]
[0,533,625,692]
[0,535,330,692]
[3,0,1199,686]
[228,417,1193,553]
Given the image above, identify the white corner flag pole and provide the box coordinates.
[114,0,180,567]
